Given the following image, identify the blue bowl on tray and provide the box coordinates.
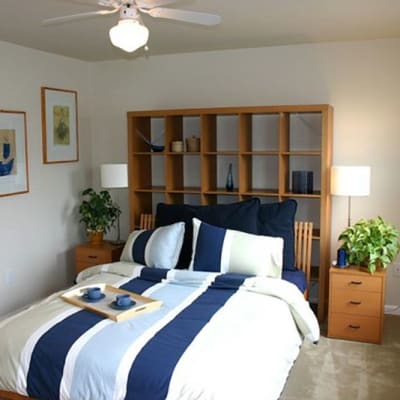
[81,293,105,303]
[109,299,136,310]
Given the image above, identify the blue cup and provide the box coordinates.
[116,294,131,307]
[85,287,102,300]
[337,248,347,267]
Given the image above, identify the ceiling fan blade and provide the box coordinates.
[97,0,121,7]
[136,0,177,9]
[147,7,221,25]
[42,8,119,26]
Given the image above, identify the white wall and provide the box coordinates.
[0,41,92,317]
[90,38,400,306]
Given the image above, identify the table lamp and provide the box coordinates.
[100,163,128,244]
[331,166,371,227]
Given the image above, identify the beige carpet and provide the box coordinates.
[280,315,400,400]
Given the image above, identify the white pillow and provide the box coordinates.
[190,218,283,277]
[120,222,185,269]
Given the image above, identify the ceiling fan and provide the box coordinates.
[43,0,221,53]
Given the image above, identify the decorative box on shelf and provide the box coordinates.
[328,265,386,344]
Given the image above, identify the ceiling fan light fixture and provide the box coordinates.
[109,19,149,53]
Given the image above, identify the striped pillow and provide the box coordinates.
[190,218,283,277]
[120,222,185,269]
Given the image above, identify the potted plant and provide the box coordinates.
[78,188,121,243]
[338,216,400,273]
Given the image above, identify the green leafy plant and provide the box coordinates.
[78,188,120,233]
[338,216,400,273]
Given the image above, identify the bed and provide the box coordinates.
[0,198,319,400]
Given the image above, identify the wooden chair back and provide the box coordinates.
[294,221,313,299]
[140,213,155,230]
[139,213,313,298]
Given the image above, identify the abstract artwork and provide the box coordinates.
[0,110,29,197]
[0,129,16,176]
[53,105,70,145]
[41,87,79,163]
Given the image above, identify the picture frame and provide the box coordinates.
[41,87,79,164]
[0,110,29,197]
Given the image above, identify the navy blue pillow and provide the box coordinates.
[257,199,297,271]
[155,198,260,268]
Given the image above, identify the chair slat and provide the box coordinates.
[294,220,313,299]
[140,213,155,230]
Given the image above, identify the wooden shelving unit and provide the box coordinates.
[127,105,333,321]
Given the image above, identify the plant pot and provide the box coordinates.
[87,231,104,244]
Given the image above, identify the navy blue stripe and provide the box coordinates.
[193,222,226,272]
[282,269,307,293]
[124,274,246,400]
[27,311,104,399]
[132,229,154,265]
[26,267,166,399]
[140,267,169,283]
[211,272,251,289]
[121,267,168,293]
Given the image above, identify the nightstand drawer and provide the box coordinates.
[75,247,111,264]
[331,272,381,292]
[328,313,381,343]
[330,289,381,317]
[75,259,102,274]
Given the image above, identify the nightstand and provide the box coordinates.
[74,241,125,275]
[328,265,386,344]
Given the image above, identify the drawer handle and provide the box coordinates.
[349,324,361,329]
[88,255,98,259]
[350,280,362,285]
[349,300,362,305]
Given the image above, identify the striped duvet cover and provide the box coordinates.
[0,262,319,400]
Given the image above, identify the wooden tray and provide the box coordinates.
[61,284,162,322]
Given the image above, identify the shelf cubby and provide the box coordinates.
[289,112,322,151]
[248,113,280,152]
[216,114,239,151]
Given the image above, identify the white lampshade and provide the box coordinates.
[109,19,149,53]
[331,166,370,196]
[101,163,128,189]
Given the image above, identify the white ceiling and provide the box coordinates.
[2,0,400,62]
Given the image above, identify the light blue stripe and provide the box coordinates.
[68,282,202,400]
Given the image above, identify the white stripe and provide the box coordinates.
[188,219,200,270]
[59,319,113,400]
[144,229,157,267]
[58,274,135,400]
[0,290,66,329]
[220,230,233,273]
[16,307,80,395]
[0,305,36,330]
[112,273,216,400]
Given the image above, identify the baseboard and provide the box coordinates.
[385,305,400,315]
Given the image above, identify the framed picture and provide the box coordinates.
[0,110,29,197]
[41,87,79,163]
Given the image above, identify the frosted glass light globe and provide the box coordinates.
[109,19,149,53]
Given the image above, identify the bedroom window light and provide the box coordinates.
[331,165,371,226]
[101,163,128,244]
